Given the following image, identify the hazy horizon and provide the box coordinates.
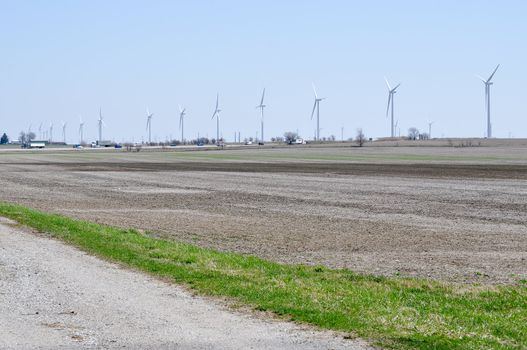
[1,1,526,143]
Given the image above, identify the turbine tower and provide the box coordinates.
[79,116,85,144]
[310,83,325,141]
[38,123,43,140]
[477,64,499,138]
[256,88,266,144]
[385,77,401,138]
[49,123,53,142]
[211,94,221,143]
[146,108,153,144]
[428,121,434,139]
[62,122,67,144]
[97,108,105,143]
[178,105,186,143]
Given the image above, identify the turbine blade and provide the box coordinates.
[392,83,401,91]
[475,75,487,83]
[312,83,318,99]
[260,88,265,106]
[310,101,317,120]
[384,77,391,90]
[487,64,500,82]
[216,94,219,110]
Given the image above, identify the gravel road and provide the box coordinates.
[0,218,368,350]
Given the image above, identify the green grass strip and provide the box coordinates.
[0,202,525,350]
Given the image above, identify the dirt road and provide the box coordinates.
[0,218,366,349]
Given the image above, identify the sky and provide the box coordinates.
[1,0,526,143]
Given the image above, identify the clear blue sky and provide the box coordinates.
[1,0,526,143]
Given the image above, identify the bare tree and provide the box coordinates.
[408,127,419,140]
[419,132,430,140]
[283,131,299,144]
[355,128,366,147]
[18,131,36,145]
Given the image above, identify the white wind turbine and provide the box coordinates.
[428,121,434,139]
[49,123,54,142]
[97,108,106,143]
[477,64,499,138]
[310,83,325,141]
[79,116,85,144]
[385,77,401,138]
[256,88,266,144]
[62,122,67,144]
[38,122,43,140]
[178,105,186,143]
[211,94,221,143]
[145,107,153,144]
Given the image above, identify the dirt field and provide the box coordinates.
[1,145,526,284]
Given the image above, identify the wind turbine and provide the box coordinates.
[97,108,106,143]
[178,105,186,143]
[477,64,499,138]
[49,123,53,142]
[211,94,221,143]
[256,88,266,144]
[62,122,67,144]
[310,83,325,141]
[38,122,43,140]
[79,116,85,144]
[395,120,399,138]
[145,107,153,144]
[385,77,401,138]
[428,121,434,139]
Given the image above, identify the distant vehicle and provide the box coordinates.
[28,140,46,149]
[91,142,97,148]
[197,142,204,146]
[114,144,122,149]
[288,138,306,145]
[73,144,83,149]
[97,140,114,147]
[245,141,253,145]
[258,142,264,146]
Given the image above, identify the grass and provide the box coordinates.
[1,146,525,164]
[0,202,525,350]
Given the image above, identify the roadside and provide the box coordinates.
[0,217,367,350]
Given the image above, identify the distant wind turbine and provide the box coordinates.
[428,121,434,139]
[79,116,85,144]
[178,105,186,143]
[97,108,106,143]
[49,123,53,142]
[211,94,221,143]
[62,122,67,144]
[385,77,401,138]
[146,107,153,144]
[38,122,43,140]
[477,64,499,138]
[256,88,266,144]
[310,83,325,141]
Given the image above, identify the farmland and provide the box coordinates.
[1,144,525,285]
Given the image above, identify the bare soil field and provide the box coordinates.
[1,146,526,284]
